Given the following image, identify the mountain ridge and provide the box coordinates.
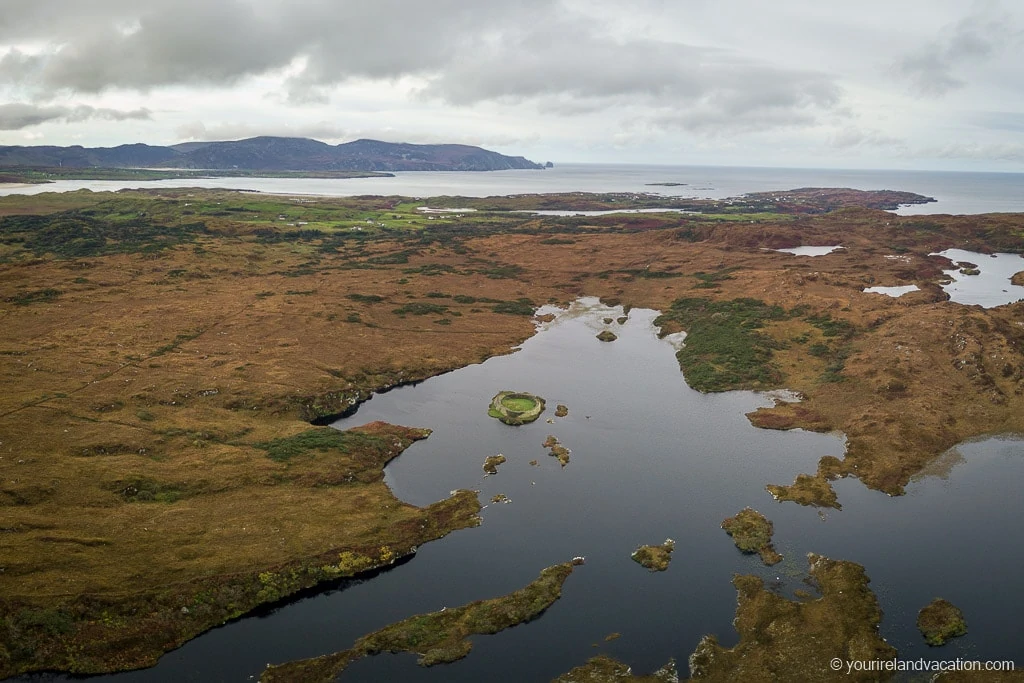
[0,136,545,172]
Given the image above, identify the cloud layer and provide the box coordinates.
[0,1,1022,169]
[0,103,150,131]
[895,4,1019,96]
[1,0,843,135]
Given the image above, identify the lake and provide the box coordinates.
[932,249,1024,308]
[2,164,1024,215]
[30,299,1022,682]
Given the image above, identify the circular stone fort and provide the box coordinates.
[488,391,546,425]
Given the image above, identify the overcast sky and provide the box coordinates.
[1,0,1022,170]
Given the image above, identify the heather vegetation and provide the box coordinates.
[2,185,1024,678]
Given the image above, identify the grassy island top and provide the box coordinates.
[488,390,546,425]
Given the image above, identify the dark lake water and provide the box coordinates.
[27,299,1023,682]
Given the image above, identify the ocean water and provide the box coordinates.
[2,164,1023,215]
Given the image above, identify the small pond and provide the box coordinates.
[864,284,920,298]
[773,245,843,257]
[932,249,1024,308]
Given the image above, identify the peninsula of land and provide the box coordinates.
[0,136,545,178]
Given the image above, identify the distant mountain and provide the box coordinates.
[167,141,215,154]
[0,143,178,168]
[0,137,544,172]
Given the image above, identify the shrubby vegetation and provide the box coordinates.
[654,297,787,391]
[0,209,208,258]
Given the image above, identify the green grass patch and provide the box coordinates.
[402,263,457,276]
[7,288,62,306]
[805,313,856,339]
[256,428,385,463]
[693,268,738,289]
[501,396,539,412]
[109,477,196,503]
[654,297,787,392]
[346,293,384,303]
[367,250,417,265]
[619,268,681,280]
[392,302,449,316]
[0,208,208,258]
[491,298,535,315]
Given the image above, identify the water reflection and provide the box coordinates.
[773,245,843,256]
[864,284,920,297]
[25,301,1024,682]
[932,248,1024,307]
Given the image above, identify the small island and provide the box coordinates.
[543,435,571,467]
[721,508,783,565]
[917,598,967,646]
[483,454,507,475]
[631,539,675,571]
[766,473,840,509]
[596,330,618,342]
[488,391,546,425]
[262,562,576,681]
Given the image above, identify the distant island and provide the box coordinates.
[0,136,544,174]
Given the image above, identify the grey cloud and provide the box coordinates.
[830,127,904,149]
[36,0,298,93]
[923,142,1024,162]
[0,1,141,42]
[646,67,841,134]
[0,0,844,135]
[0,49,46,84]
[971,111,1024,132]
[175,120,347,142]
[1,0,551,94]
[895,5,1018,96]
[415,18,841,133]
[0,103,150,130]
[175,120,533,147]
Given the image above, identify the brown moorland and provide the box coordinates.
[0,187,1022,677]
